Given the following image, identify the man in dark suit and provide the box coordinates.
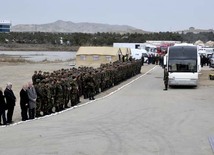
[4,82,16,124]
[0,87,7,125]
[20,84,29,121]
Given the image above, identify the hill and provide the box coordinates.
[11,20,147,34]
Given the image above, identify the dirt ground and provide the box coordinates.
[0,62,213,124]
[198,66,214,87]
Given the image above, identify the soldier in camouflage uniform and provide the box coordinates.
[82,73,88,99]
[76,73,83,100]
[31,59,144,116]
[34,79,42,117]
[69,76,79,106]
[32,71,38,85]
[61,77,70,109]
[100,70,106,92]
[94,70,101,94]
[85,72,96,100]
[55,79,64,112]
[163,67,169,91]
[41,80,51,115]
[47,79,56,114]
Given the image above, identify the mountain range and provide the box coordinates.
[11,20,147,34]
[11,20,213,34]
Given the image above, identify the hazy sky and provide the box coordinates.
[1,0,214,32]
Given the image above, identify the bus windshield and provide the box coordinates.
[168,46,198,72]
[168,59,197,72]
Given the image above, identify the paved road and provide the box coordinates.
[1,66,214,155]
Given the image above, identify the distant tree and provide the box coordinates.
[0,31,213,45]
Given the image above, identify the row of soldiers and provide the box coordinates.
[32,60,142,117]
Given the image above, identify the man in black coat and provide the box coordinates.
[20,84,29,121]
[0,87,7,125]
[4,82,16,124]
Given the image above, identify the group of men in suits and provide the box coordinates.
[0,81,37,125]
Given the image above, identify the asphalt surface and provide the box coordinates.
[1,65,214,155]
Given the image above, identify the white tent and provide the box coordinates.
[120,47,131,58]
[205,41,214,47]
[194,40,204,46]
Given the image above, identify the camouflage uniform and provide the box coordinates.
[69,77,79,106]
[61,78,70,108]
[82,74,89,99]
[86,73,95,100]
[32,71,38,85]
[42,82,49,115]
[163,68,169,90]
[55,80,64,112]
[34,81,42,117]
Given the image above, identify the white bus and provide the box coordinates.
[164,44,201,86]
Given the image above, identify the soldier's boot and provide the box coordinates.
[36,112,41,117]
[74,98,78,106]
[43,111,48,116]
[89,94,93,100]
[71,100,75,106]
[55,106,59,112]
[64,101,69,108]
[77,96,81,103]
[48,108,53,114]
[60,104,64,111]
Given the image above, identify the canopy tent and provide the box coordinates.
[76,46,122,68]
[194,40,204,46]
[205,41,214,47]
[120,47,131,57]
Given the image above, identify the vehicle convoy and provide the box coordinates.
[164,44,201,86]
[156,43,174,55]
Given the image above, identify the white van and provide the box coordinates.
[131,49,148,62]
